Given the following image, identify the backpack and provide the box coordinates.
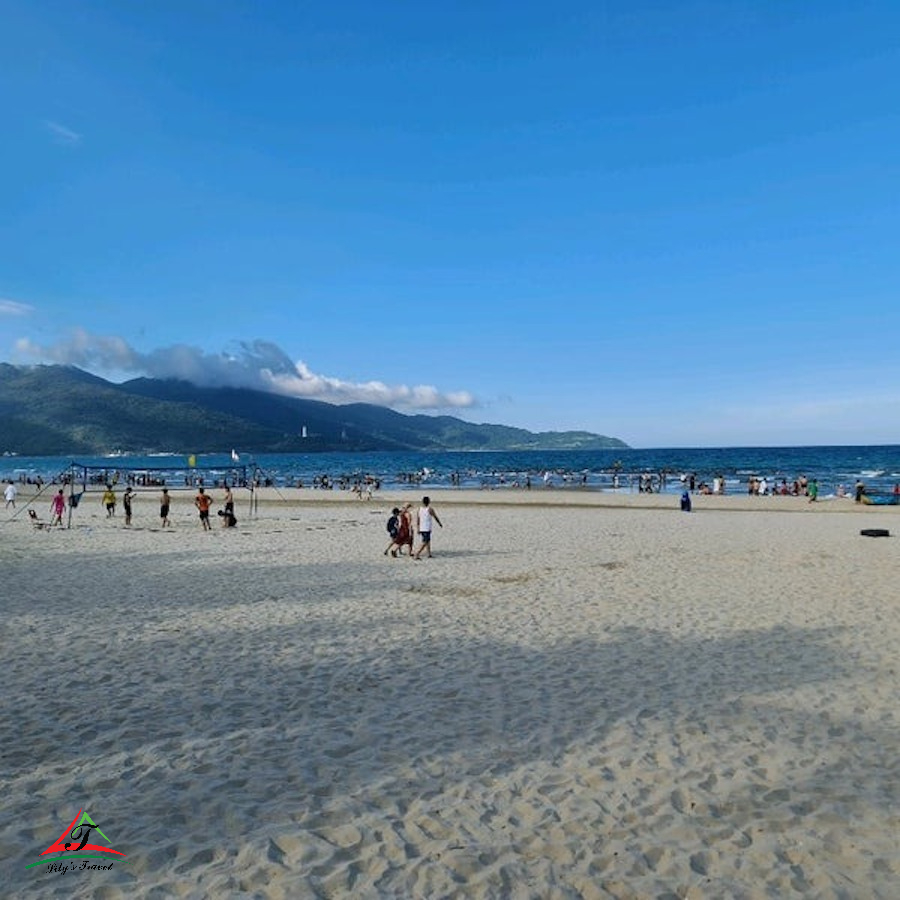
[386,514,399,537]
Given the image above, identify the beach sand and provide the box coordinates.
[2,488,899,898]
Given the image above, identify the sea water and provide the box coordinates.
[3,446,900,497]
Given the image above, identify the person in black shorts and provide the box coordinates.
[195,487,213,531]
[159,488,171,527]
[123,487,134,526]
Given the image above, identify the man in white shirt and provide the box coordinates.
[414,496,443,560]
[4,481,17,509]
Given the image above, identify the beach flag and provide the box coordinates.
[188,454,196,467]
[231,449,240,462]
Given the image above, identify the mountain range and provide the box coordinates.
[0,364,629,455]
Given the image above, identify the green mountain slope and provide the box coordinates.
[0,364,629,454]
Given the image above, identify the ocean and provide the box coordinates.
[3,446,900,497]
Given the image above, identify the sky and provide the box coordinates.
[2,1,899,448]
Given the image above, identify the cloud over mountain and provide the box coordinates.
[15,330,476,410]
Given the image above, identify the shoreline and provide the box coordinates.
[4,445,900,501]
[5,483,896,517]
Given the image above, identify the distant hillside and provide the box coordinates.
[0,364,629,455]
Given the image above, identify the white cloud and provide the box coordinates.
[0,299,34,316]
[44,120,82,146]
[267,362,475,409]
[15,330,477,410]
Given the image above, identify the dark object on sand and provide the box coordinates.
[860,494,899,506]
[860,528,890,538]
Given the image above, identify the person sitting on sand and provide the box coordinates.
[217,508,237,527]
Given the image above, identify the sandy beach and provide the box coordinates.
[2,487,899,898]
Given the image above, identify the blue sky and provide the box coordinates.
[2,1,899,447]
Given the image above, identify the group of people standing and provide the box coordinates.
[160,485,236,529]
[14,482,446,550]
[101,484,138,525]
[84,483,238,529]
[384,496,443,560]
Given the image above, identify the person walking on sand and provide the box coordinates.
[101,484,116,517]
[394,503,414,556]
[4,480,17,509]
[122,486,134,526]
[384,507,401,556]
[159,488,171,527]
[50,489,66,526]
[195,486,213,531]
[414,496,443,559]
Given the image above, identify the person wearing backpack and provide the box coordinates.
[384,507,401,556]
[385,503,414,557]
